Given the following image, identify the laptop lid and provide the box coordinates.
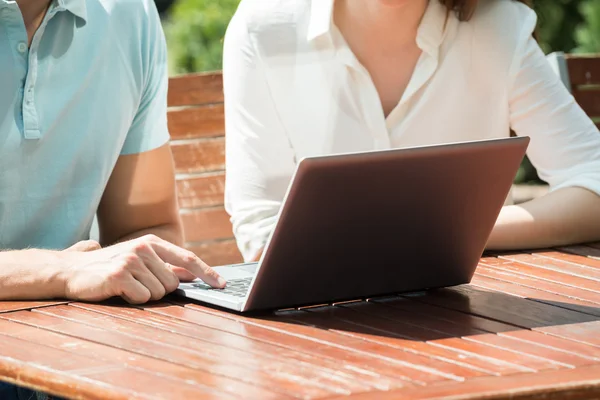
[241,137,529,312]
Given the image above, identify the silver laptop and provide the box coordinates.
[177,137,529,312]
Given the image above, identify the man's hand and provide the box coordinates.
[61,235,226,304]
[65,240,102,252]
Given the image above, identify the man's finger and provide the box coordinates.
[119,275,152,304]
[65,240,101,252]
[138,247,181,293]
[150,239,226,288]
[169,265,197,282]
[130,265,168,301]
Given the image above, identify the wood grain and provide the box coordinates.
[400,285,598,329]
[168,72,223,107]
[168,104,224,140]
[177,172,225,209]
[186,239,243,266]
[180,207,233,243]
[0,330,161,400]
[328,364,600,400]
[557,245,600,258]
[480,259,600,294]
[567,56,600,85]
[470,274,600,316]
[0,301,67,313]
[500,253,600,280]
[572,87,600,117]
[0,318,280,400]
[170,138,225,175]
[538,251,600,270]
[2,309,339,398]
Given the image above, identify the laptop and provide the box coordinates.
[177,136,529,312]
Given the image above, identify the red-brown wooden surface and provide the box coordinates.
[168,72,243,266]
[566,55,600,130]
[1,245,600,399]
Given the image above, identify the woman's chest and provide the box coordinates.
[265,54,510,159]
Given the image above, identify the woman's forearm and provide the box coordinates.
[487,186,600,250]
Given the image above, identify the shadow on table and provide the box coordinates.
[245,285,600,342]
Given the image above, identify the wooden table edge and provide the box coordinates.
[0,357,133,400]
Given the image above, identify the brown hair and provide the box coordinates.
[440,0,532,21]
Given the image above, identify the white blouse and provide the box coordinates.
[222,0,600,261]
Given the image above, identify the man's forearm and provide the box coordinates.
[487,186,600,250]
[0,249,67,300]
[113,222,184,247]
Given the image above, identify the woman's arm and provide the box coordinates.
[488,187,600,249]
[223,7,297,261]
[489,8,600,250]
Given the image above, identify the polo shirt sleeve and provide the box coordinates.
[120,1,170,156]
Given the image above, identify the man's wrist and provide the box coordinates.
[37,250,73,299]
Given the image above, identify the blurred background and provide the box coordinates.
[155,0,600,184]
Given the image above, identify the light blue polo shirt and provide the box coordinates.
[0,0,170,249]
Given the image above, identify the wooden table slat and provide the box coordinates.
[500,330,600,361]
[402,285,598,329]
[536,321,600,348]
[463,333,597,368]
[557,245,600,258]
[501,253,600,280]
[327,363,600,400]
[368,296,519,334]
[480,259,600,293]
[0,301,68,313]
[537,250,600,270]
[473,268,600,310]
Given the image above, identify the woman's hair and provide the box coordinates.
[440,0,532,21]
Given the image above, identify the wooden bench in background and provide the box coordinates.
[167,73,243,266]
[168,54,599,267]
[548,52,600,129]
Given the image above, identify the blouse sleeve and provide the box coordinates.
[222,8,297,261]
[508,5,600,196]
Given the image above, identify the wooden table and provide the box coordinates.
[2,245,600,400]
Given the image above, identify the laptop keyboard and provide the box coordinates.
[190,277,253,297]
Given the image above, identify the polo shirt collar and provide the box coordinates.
[54,0,87,22]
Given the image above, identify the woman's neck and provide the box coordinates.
[334,0,429,48]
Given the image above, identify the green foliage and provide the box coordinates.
[164,0,240,75]
[575,0,600,52]
[163,0,600,73]
[532,0,583,53]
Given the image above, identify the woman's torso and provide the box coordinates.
[242,0,527,159]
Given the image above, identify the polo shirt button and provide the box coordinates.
[0,9,10,18]
[17,42,28,53]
